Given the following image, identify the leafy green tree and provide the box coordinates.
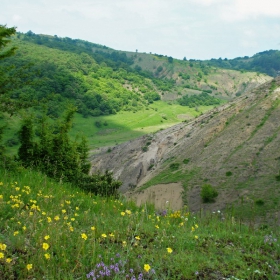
[0,25,17,60]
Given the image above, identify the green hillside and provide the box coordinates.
[0,168,279,279]
[203,50,280,77]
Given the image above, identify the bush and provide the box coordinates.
[255,199,265,206]
[201,184,218,203]
[226,171,232,176]
[170,163,179,170]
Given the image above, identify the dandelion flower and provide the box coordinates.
[26,264,33,271]
[91,226,95,231]
[47,217,52,223]
[44,235,50,240]
[62,209,66,214]
[144,264,151,272]
[42,243,50,250]
[0,252,4,259]
[125,210,131,215]
[121,212,125,216]
[135,236,141,240]
[167,247,173,253]
[54,215,60,221]
[81,233,88,240]
[101,233,107,238]
[13,231,19,236]
[6,258,12,263]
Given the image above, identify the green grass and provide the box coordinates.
[0,167,280,279]
[1,102,215,155]
[67,101,214,150]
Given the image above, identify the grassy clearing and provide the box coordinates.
[1,102,215,155]
[1,168,279,279]
[69,101,214,150]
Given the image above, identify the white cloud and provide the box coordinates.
[1,0,279,59]
[220,0,280,21]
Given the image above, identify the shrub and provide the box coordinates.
[255,199,265,206]
[183,158,190,164]
[201,184,218,203]
[142,146,148,152]
[226,171,232,176]
[170,163,179,170]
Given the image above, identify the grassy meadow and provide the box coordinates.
[70,101,214,150]
[0,168,280,279]
[1,101,215,155]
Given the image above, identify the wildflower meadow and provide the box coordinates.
[0,168,279,279]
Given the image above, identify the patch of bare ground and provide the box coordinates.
[124,183,184,210]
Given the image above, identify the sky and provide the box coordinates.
[1,0,280,60]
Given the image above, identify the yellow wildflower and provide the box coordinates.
[121,212,125,216]
[135,236,141,240]
[125,210,131,215]
[91,226,95,231]
[42,243,50,250]
[155,225,159,229]
[44,253,50,260]
[6,258,12,263]
[194,235,198,239]
[81,233,87,240]
[0,252,4,259]
[62,209,66,214]
[0,243,7,250]
[13,231,19,236]
[144,264,151,272]
[44,235,50,240]
[167,247,173,253]
[26,264,33,271]
[47,217,52,223]
[54,215,60,221]
[101,233,107,238]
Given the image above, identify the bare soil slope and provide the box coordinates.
[90,78,280,216]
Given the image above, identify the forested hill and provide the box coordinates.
[3,31,271,118]
[203,50,280,77]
